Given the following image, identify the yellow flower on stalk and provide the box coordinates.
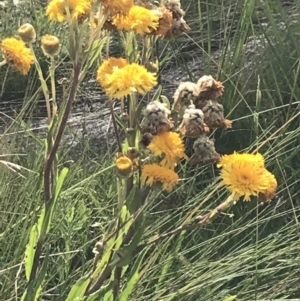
[100,0,133,16]
[97,57,128,86]
[113,5,160,35]
[97,62,157,99]
[46,0,92,22]
[218,152,275,201]
[148,132,186,169]
[141,164,179,192]
[1,37,34,75]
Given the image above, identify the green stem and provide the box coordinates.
[29,43,51,123]
[50,56,57,116]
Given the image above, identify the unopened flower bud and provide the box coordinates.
[120,112,130,122]
[41,34,60,57]
[18,23,36,43]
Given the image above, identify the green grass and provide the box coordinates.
[1,0,300,300]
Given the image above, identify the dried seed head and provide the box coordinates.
[163,17,190,39]
[202,100,232,129]
[141,101,173,134]
[189,135,220,165]
[173,81,197,109]
[161,0,184,19]
[181,105,209,137]
[194,75,224,108]
[18,23,36,44]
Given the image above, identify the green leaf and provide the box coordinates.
[152,85,162,101]
[24,207,45,280]
[118,251,147,301]
[85,280,117,301]
[222,296,237,301]
[65,275,90,301]
[45,167,69,233]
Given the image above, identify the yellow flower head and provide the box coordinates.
[115,154,133,178]
[141,164,179,192]
[259,170,277,202]
[97,57,128,86]
[97,61,157,99]
[100,0,133,16]
[218,152,273,201]
[148,132,186,169]
[46,0,92,22]
[1,37,34,75]
[113,5,160,35]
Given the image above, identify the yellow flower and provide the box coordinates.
[97,57,128,87]
[46,0,92,22]
[115,154,133,178]
[100,0,133,16]
[217,152,265,169]
[148,132,186,169]
[259,170,277,202]
[1,37,34,75]
[218,153,273,201]
[113,5,160,35]
[97,61,157,99]
[141,164,179,192]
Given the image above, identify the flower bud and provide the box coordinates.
[115,153,133,178]
[18,23,36,43]
[41,34,60,57]
[127,147,140,160]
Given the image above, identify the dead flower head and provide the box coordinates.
[194,75,224,109]
[189,135,220,165]
[173,81,197,110]
[161,0,185,19]
[141,101,173,135]
[181,105,209,137]
[202,100,232,129]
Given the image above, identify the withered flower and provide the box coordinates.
[194,75,224,109]
[161,0,185,19]
[154,7,173,37]
[141,101,173,135]
[202,100,232,129]
[189,135,220,165]
[173,81,197,110]
[180,105,209,137]
[164,17,190,39]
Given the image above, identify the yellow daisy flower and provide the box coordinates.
[97,62,157,99]
[97,57,128,87]
[218,153,273,201]
[148,132,186,169]
[46,0,92,22]
[113,5,160,35]
[259,170,277,202]
[141,164,179,192]
[1,37,34,75]
[100,0,133,16]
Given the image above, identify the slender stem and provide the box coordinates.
[44,62,81,202]
[29,43,51,123]
[0,60,7,67]
[108,100,122,153]
[50,56,57,116]
[135,194,235,252]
